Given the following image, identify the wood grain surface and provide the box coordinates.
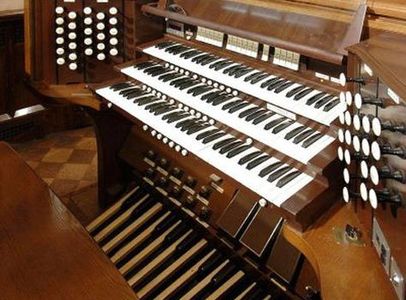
[0,142,137,300]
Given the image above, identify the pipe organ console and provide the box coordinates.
[22,0,406,299]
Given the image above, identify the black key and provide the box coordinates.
[259,161,284,178]
[206,92,227,104]
[187,85,205,95]
[134,61,155,70]
[294,87,314,100]
[314,95,335,109]
[170,77,189,87]
[293,129,315,144]
[153,214,179,236]
[285,125,306,140]
[267,79,288,91]
[162,111,182,121]
[201,91,221,101]
[246,287,267,300]
[323,98,340,112]
[229,66,246,77]
[228,102,250,113]
[200,56,220,66]
[196,128,221,141]
[272,120,294,134]
[264,117,286,130]
[250,73,269,85]
[274,81,294,94]
[234,68,253,78]
[180,120,199,132]
[245,109,267,122]
[126,90,145,100]
[244,71,263,82]
[212,264,237,285]
[154,105,177,116]
[187,123,211,135]
[302,132,323,148]
[180,50,201,59]
[121,89,142,98]
[110,82,132,91]
[213,137,237,150]
[306,92,326,105]
[209,59,228,69]
[226,145,251,158]
[246,155,270,170]
[238,107,260,118]
[151,68,170,77]
[199,252,224,274]
[276,171,301,188]
[238,151,262,165]
[148,103,168,113]
[192,54,209,63]
[119,87,139,96]
[160,73,182,82]
[193,86,213,97]
[286,85,305,98]
[260,77,279,89]
[223,65,241,75]
[155,41,175,49]
[144,65,164,75]
[212,95,234,106]
[167,113,190,124]
[179,80,199,91]
[214,60,234,71]
[267,166,293,183]
[252,112,273,125]
[165,45,182,53]
[222,99,244,111]
[145,101,166,111]
[195,54,213,65]
[135,96,158,106]
[219,141,244,154]
[175,118,196,129]
[202,132,227,144]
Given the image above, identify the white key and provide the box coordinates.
[144,45,345,125]
[121,65,335,164]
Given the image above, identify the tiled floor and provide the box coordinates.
[11,126,101,225]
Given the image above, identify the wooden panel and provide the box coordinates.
[0,142,137,300]
[284,203,397,300]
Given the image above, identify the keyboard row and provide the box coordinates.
[120,60,335,164]
[87,187,280,300]
[142,40,346,125]
[96,81,314,207]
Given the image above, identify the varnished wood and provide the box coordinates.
[284,202,397,300]
[348,32,406,104]
[0,142,137,300]
[144,0,358,64]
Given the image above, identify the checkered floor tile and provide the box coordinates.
[11,127,101,224]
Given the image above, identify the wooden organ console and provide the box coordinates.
[19,0,406,299]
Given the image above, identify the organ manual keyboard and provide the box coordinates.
[23,0,406,299]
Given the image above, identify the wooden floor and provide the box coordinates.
[11,126,101,225]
